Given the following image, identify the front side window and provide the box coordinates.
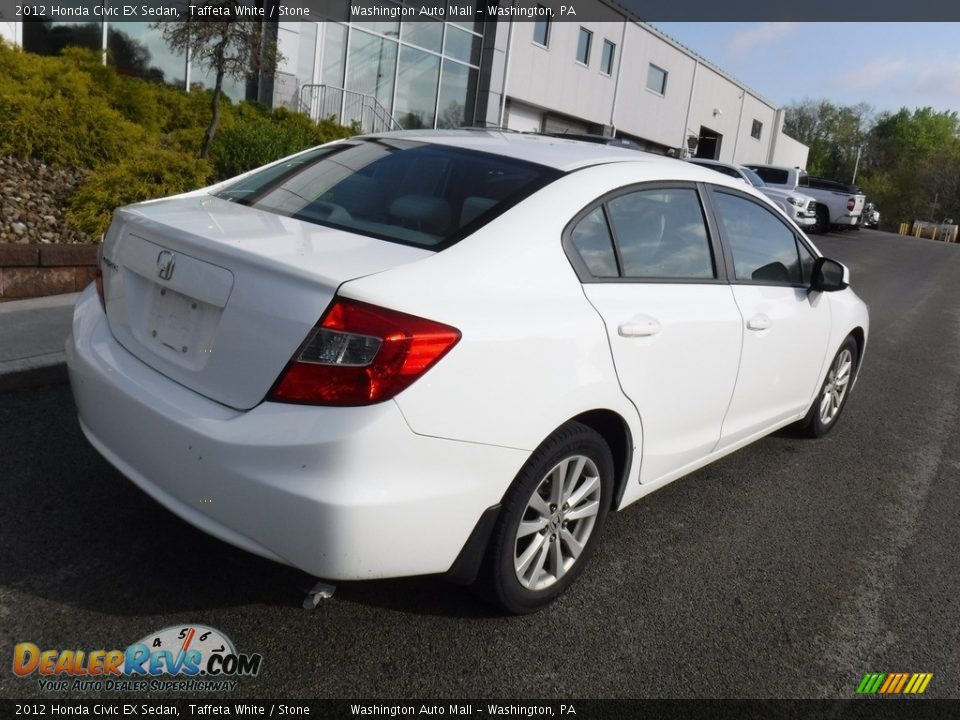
[607,188,714,279]
[533,13,550,46]
[797,238,816,283]
[215,140,560,249]
[576,28,592,65]
[647,64,668,95]
[713,192,803,284]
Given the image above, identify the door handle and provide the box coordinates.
[618,316,662,337]
[746,314,772,331]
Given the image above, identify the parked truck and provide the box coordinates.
[744,164,866,234]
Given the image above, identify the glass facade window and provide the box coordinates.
[106,22,186,87]
[296,20,484,131]
[394,45,441,129]
[601,40,615,75]
[576,28,592,65]
[23,21,103,56]
[296,22,318,87]
[436,60,478,129]
[751,119,763,140]
[345,28,399,115]
[322,22,348,88]
[443,24,481,66]
[533,13,550,46]
[400,19,443,53]
[190,62,247,103]
[351,19,400,39]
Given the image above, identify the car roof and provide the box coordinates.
[360,129,671,172]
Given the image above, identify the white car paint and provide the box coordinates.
[67,130,869,587]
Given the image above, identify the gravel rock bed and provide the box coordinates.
[0,156,91,245]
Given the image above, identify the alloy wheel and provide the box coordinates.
[513,454,602,591]
[819,348,853,425]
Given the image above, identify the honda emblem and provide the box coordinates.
[156,250,176,281]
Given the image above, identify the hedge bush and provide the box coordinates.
[67,149,214,238]
[0,45,148,168]
[212,106,356,179]
[0,40,356,242]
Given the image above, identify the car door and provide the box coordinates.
[705,187,833,448]
[565,183,744,485]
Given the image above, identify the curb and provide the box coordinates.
[0,353,68,393]
[0,291,77,394]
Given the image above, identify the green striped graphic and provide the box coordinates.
[856,673,887,694]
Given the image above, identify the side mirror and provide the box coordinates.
[810,257,850,292]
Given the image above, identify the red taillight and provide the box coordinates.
[847,198,856,211]
[269,298,461,406]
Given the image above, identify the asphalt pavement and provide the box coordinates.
[1,229,958,700]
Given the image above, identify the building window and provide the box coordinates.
[647,64,667,95]
[394,45,441,129]
[751,119,763,140]
[576,27,592,65]
[601,40,615,75]
[532,11,550,47]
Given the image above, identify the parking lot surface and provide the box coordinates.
[1,229,959,699]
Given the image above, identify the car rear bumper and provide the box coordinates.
[66,286,526,580]
[834,215,859,226]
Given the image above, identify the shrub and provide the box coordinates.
[211,106,355,180]
[0,43,147,168]
[67,148,213,239]
[0,40,357,241]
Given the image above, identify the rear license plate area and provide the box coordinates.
[146,284,220,367]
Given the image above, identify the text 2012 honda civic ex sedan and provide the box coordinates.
[67,130,868,613]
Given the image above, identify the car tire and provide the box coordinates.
[477,421,614,614]
[812,206,830,234]
[798,337,859,438]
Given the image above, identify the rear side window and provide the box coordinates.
[567,186,716,281]
[607,188,714,279]
[215,139,560,249]
[569,207,619,277]
[713,192,803,284]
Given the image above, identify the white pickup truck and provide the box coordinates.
[744,164,866,234]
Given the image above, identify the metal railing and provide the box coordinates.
[299,84,402,134]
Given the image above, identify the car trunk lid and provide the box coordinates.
[100,194,432,410]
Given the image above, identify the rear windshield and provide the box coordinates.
[215,138,561,249]
[749,166,790,185]
[740,167,766,188]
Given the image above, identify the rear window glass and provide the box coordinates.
[740,167,766,187]
[748,166,790,185]
[214,139,561,249]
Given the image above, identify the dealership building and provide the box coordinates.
[1,2,809,166]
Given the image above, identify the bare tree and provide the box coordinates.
[155,1,282,158]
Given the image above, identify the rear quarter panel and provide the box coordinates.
[338,164,666,456]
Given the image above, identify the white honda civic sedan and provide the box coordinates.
[67,130,868,613]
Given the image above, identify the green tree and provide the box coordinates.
[863,107,960,225]
[155,1,282,159]
[783,99,873,180]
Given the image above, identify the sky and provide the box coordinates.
[651,23,960,116]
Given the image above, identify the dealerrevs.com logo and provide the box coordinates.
[13,625,263,693]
